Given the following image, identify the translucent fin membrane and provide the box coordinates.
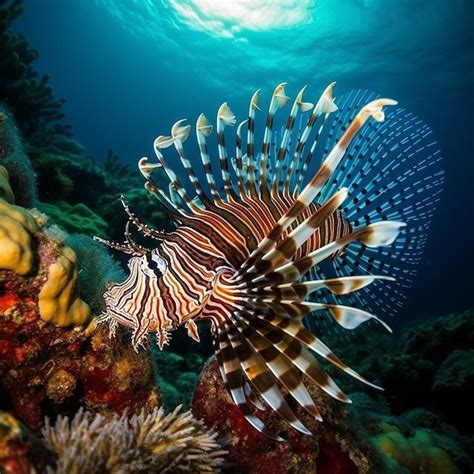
[303,90,444,332]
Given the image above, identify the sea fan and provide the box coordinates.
[42,406,226,473]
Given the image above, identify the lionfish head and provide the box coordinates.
[95,212,213,352]
[95,225,177,351]
[105,250,172,350]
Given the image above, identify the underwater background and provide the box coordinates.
[0,0,473,472]
[14,0,474,320]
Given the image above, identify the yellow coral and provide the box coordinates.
[38,245,90,327]
[0,166,14,204]
[0,198,38,275]
[0,412,21,445]
[373,428,460,474]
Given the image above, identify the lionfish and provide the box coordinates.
[95,83,443,439]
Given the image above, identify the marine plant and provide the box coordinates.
[41,406,226,473]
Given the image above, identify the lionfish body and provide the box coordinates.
[96,83,443,438]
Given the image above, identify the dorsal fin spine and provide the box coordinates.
[272,86,309,197]
[247,90,260,200]
[196,114,223,204]
[260,83,289,200]
[235,97,398,281]
[217,103,238,201]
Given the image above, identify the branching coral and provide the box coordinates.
[103,148,140,184]
[42,406,226,473]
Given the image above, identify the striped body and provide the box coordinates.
[96,83,443,438]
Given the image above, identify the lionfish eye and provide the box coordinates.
[147,250,167,275]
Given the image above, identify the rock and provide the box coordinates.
[46,369,77,403]
[192,358,382,474]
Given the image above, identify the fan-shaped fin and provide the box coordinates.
[214,327,284,440]
[224,323,312,435]
[251,221,405,285]
[233,311,323,420]
[233,308,351,403]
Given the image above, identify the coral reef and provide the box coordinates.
[0,106,37,207]
[37,244,91,327]
[348,393,472,473]
[0,304,159,432]
[0,193,90,326]
[151,348,204,411]
[0,5,170,243]
[372,427,460,473]
[0,193,158,431]
[27,145,169,241]
[323,309,474,436]
[192,358,382,474]
[41,406,226,473]
[0,197,38,275]
[103,147,140,183]
[0,0,72,153]
[431,349,474,428]
[1,406,226,473]
[1,4,168,241]
[0,165,14,203]
[28,147,107,209]
[37,200,109,238]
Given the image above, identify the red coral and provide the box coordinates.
[0,293,20,312]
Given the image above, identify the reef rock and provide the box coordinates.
[0,196,159,431]
[192,358,382,474]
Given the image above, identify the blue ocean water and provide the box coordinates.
[15,0,473,323]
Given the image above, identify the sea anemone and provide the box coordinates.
[42,406,226,473]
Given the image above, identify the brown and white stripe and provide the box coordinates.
[96,83,406,440]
